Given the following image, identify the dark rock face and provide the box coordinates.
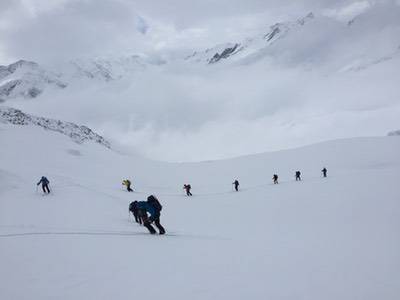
[265,25,281,41]
[209,44,240,64]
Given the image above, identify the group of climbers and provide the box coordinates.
[129,195,165,235]
[35,167,328,235]
[271,168,327,184]
[272,168,328,184]
[180,167,327,195]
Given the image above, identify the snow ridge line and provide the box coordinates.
[0,106,110,148]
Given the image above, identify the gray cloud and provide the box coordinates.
[2,0,400,161]
[0,0,378,63]
[127,0,354,27]
[0,0,150,63]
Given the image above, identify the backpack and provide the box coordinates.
[147,195,162,212]
[129,202,135,212]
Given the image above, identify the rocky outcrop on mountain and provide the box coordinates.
[262,13,313,43]
[388,130,400,136]
[265,24,282,41]
[297,12,314,25]
[0,106,110,148]
[185,12,315,65]
[209,44,241,64]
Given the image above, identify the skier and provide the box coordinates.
[295,171,301,181]
[37,176,50,194]
[272,174,278,184]
[129,201,142,224]
[122,179,133,192]
[232,180,240,191]
[183,184,192,196]
[136,197,165,235]
[322,167,327,178]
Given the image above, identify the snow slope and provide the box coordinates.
[1,122,400,300]
[0,60,66,101]
[0,106,110,148]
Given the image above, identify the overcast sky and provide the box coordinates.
[1,0,400,161]
[0,0,374,64]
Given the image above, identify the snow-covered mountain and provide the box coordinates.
[0,1,399,162]
[0,54,165,101]
[0,60,67,101]
[185,4,400,71]
[0,106,110,148]
[185,12,315,64]
[68,54,166,81]
[1,3,400,104]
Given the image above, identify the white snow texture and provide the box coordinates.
[0,119,400,299]
[1,2,400,299]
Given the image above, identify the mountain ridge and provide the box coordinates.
[1,4,399,102]
[0,106,110,148]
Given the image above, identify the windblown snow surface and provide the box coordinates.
[0,123,400,300]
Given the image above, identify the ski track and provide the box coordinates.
[0,230,226,240]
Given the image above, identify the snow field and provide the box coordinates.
[1,125,400,300]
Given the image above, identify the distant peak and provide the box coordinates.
[298,12,314,25]
[7,60,38,72]
[306,12,314,19]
